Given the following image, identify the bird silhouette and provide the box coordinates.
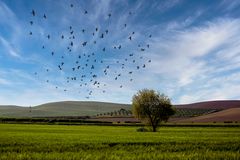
[31,10,35,16]
[82,41,87,46]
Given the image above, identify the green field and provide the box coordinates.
[0,124,240,160]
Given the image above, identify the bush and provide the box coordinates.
[136,127,148,132]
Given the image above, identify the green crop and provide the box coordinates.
[0,124,239,159]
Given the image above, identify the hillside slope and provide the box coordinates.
[175,108,240,123]
[176,100,240,109]
[0,100,240,118]
[0,101,131,117]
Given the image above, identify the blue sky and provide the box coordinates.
[1,0,240,106]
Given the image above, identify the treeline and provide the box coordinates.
[96,108,220,118]
[96,108,132,117]
[0,117,111,124]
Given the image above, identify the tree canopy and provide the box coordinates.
[132,89,175,132]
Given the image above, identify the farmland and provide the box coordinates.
[0,124,240,160]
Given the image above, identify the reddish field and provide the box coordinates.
[176,100,240,109]
[175,108,240,123]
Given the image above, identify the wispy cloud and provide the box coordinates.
[220,0,240,11]
[0,36,21,57]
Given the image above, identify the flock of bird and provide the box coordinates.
[28,3,152,99]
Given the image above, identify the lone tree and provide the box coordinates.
[132,89,175,132]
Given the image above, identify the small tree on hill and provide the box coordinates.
[132,89,175,132]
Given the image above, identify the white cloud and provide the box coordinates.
[220,0,240,11]
[0,78,11,85]
[0,36,21,57]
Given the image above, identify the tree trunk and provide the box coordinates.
[152,125,157,132]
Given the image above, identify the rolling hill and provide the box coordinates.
[0,100,240,121]
[175,108,240,123]
[176,100,240,109]
[0,101,131,117]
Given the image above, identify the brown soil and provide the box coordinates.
[175,108,240,123]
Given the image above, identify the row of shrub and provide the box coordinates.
[0,117,111,124]
[96,108,220,118]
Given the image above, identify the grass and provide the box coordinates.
[0,124,240,159]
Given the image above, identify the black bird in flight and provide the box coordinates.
[82,41,87,46]
[30,21,33,25]
[31,10,35,16]
[84,10,88,14]
[43,14,47,19]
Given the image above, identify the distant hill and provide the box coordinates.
[0,101,131,117]
[175,100,240,109]
[0,100,240,118]
[175,108,240,123]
